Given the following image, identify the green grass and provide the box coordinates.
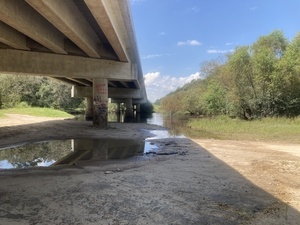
[0,110,5,119]
[187,115,300,143]
[0,107,74,118]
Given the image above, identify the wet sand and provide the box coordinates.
[0,115,300,224]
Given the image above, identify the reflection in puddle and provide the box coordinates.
[0,139,159,169]
[144,141,158,153]
[0,140,72,169]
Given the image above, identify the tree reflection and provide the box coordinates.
[0,140,72,169]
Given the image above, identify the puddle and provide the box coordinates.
[0,139,159,169]
[0,114,185,170]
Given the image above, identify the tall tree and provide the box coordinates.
[160,92,184,116]
[277,32,300,116]
[228,46,258,119]
[251,30,288,116]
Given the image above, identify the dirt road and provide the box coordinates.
[0,115,299,224]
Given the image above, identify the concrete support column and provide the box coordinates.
[136,104,141,113]
[93,78,108,128]
[116,103,121,113]
[85,97,93,121]
[125,98,133,118]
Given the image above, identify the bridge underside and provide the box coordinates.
[0,0,147,128]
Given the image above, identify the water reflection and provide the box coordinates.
[147,113,189,137]
[0,139,159,169]
[54,139,146,166]
[0,140,72,169]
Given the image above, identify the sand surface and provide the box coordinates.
[0,114,300,225]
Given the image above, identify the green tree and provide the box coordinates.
[251,30,288,116]
[0,74,22,108]
[0,74,83,112]
[277,32,300,116]
[202,80,226,116]
[183,88,205,115]
[228,46,258,119]
[161,92,184,116]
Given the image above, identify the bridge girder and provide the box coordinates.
[0,0,147,127]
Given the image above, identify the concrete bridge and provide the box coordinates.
[0,0,147,128]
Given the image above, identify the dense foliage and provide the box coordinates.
[140,100,154,116]
[0,75,84,113]
[160,31,300,119]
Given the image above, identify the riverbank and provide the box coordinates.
[0,115,300,224]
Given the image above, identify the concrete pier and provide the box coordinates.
[85,97,93,121]
[93,78,108,128]
[125,99,133,118]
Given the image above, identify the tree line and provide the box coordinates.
[0,75,83,113]
[0,74,154,116]
[160,30,300,119]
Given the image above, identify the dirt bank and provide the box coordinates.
[0,115,299,224]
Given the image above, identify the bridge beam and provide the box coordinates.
[84,0,128,62]
[72,86,143,99]
[0,49,133,80]
[26,0,101,58]
[0,21,29,50]
[0,0,67,54]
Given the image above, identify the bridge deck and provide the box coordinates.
[0,0,146,102]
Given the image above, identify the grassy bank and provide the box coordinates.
[187,115,300,143]
[0,107,74,119]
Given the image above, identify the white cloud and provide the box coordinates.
[142,53,173,59]
[144,72,201,102]
[225,42,234,46]
[177,40,202,46]
[144,72,160,86]
[159,32,166,36]
[207,49,234,54]
[250,6,258,11]
[142,54,163,59]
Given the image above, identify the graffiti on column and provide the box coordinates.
[95,83,107,95]
[93,82,108,124]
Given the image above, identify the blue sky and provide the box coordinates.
[130,0,300,102]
